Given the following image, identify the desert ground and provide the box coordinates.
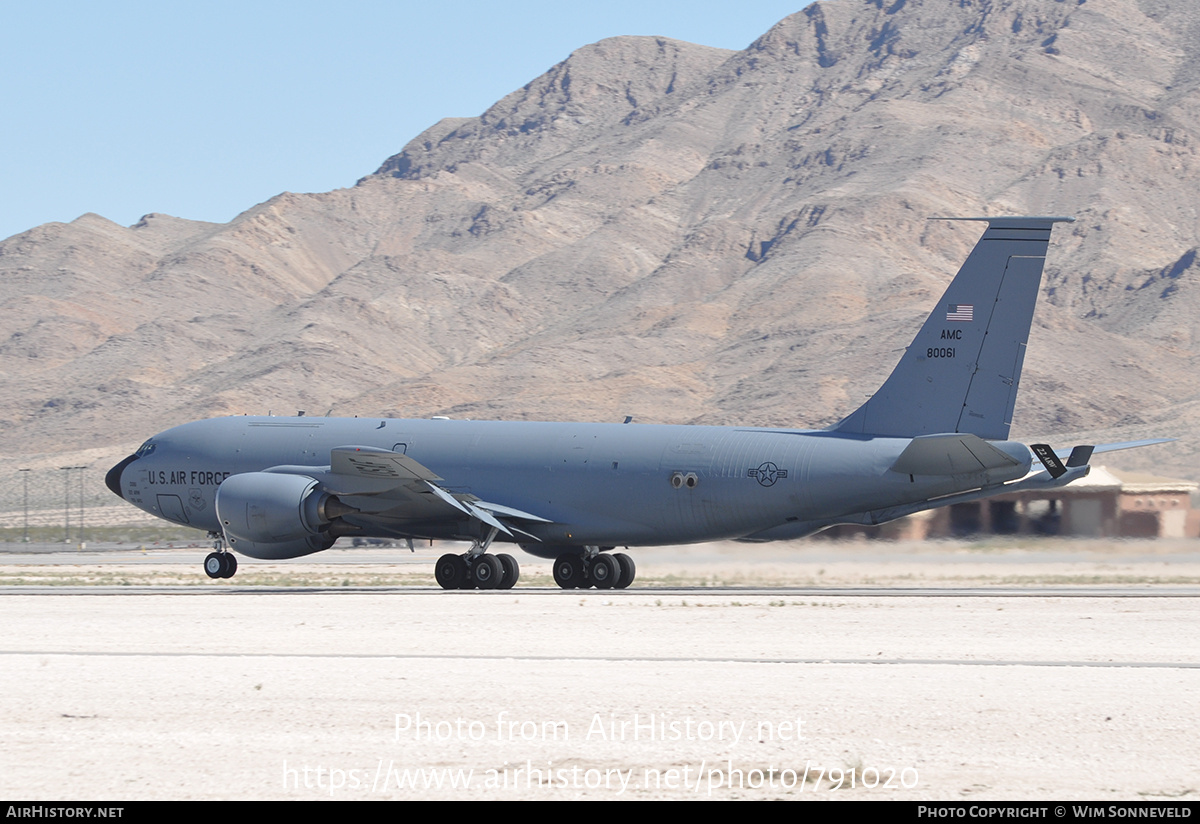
[0,539,1197,801]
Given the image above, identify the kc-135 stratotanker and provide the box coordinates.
[105,217,1167,589]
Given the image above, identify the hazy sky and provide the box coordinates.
[1,1,808,242]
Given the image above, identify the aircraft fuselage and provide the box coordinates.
[111,415,1032,554]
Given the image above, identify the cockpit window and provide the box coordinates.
[135,441,156,457]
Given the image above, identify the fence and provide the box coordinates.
[0,465,163,542]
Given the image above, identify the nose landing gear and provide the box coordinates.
[204,532,237,579]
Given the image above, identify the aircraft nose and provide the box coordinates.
[105,454,138,499]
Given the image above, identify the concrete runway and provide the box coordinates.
[1,542,1199,800]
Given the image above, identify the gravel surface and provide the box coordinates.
[1,541,1197,800]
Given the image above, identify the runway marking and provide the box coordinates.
[2,586,1200,597]
[1,649,1197,668]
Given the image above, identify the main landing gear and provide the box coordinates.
[552,548,636,590]
[203,532,237,579]
[435,527,520,590]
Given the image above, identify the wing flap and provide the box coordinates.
[463,501,512,536]
[472,500,554,523]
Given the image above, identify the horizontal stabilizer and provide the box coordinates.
[889,433,1022,476]
[1032,438,1174,469]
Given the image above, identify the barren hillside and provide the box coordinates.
[2,0,1199,519]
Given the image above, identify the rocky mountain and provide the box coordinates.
[3,0,1200,519]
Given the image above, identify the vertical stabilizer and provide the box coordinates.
[834,216,1073,440]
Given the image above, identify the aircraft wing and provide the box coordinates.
[330,446,444,482]
[284,446,553,540]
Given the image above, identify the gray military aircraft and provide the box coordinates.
[105,216,1166,589]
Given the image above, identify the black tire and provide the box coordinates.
[220,553,238,579]
[613,553,636,589]
[203,552,225,579]
[435,553,468,590]
[495,554,520,589]
[471,554,503,590]
[589,554,620,589]
[552,553,586,589]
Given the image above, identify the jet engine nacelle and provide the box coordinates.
[216,472,338,559]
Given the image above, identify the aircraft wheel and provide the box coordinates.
[204,552,225,579]
[219,553,238,579]
[471,554,503,590]
[496,554,519,589]
[613,553,636,589]
[435,553,468,590]
[589,554,620,589]
[552,553,586,589]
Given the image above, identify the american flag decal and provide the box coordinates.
[946,303,974,322]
